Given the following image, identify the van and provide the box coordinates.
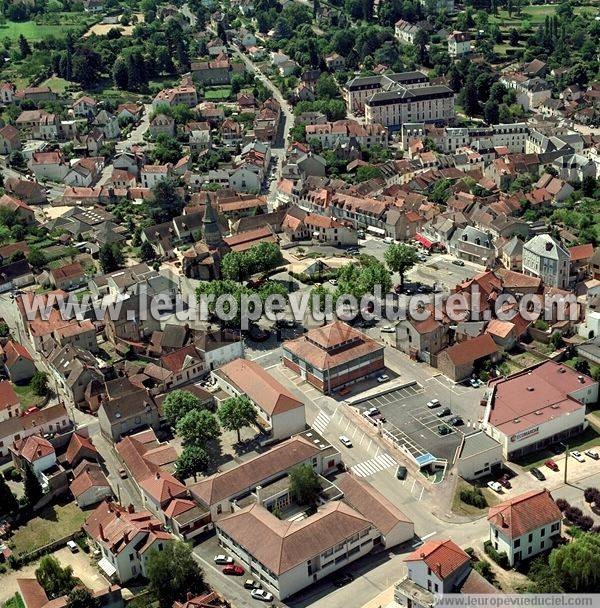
[383,237,394,244]
[67,540,79,553]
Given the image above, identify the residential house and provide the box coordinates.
[73,96,98,117]
[3,340,36,384]
[50,262,85,290]
[28,151,69,182]
[70,461,112,507]
[0,380,21,422]
[448,31,471,57]
[0,125,21,154]
[522,234,571,289]
[0,194,35,225]
[149,114,176,138]
[436,334,500,381]
[392,317,448,364]
[487,489,562,566]
[93,110,120,140]
[141,164,172,189]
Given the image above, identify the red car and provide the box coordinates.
[545,459,559,472]
[223,565,244,576]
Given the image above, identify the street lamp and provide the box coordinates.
[559,441,569,484]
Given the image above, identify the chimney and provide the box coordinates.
[436,563,442,577]
[99,523,106,541]
[127,503,135,514]
[255,485,263,504]
[186,593,193,601]
[123,531,130,543]
[155,471,161,479]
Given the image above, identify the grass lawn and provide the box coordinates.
[509,351,547,369]
[0,13,94,41]
[13,382,45,410]
[516,415,600,470]
[452,479,503,516]
[491,4,595,29]
[10,503,87,556]
[41,76,75,95]
[204,87,232,101]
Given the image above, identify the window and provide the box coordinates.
[434,584,439,592]
[528,547,532,555]
[216,504,222,515]
[540,528,545,537]
[551,522,560,532]
[514,539,521,548]
[528,533,533,542]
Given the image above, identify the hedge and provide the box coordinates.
[460,487,487,509]
[483,540,510,569]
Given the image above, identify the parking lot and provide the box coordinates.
[355,383,465,465]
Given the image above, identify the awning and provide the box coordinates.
[415,233,434,249]
[98,556,117,578]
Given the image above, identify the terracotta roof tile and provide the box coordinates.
[404,539,469,579]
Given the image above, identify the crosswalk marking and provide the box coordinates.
[313,410,330,434]
[351,452,397,477]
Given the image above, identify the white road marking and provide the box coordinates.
[312,410,330,434]
[350,452,397,477]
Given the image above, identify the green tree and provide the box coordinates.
[112,58,129,89]
[0,475,18,516]
[549,533,600,591]
[217,395,258,443]
[414,29,429,65]
[289,463,321,506]
[163,390,204,428]
[146,541,205,608]
[384,244,419,289]
[18,34,31,58]
[23,462,43,507]
[66,588,99,608]
[221,251,252,282]
[140,240,156,263]
[175,445,208,481]
[36,556,76,598]
[27,247,48,269]
[148,179,184,224]
[0,322,9,337]
[98,243,124,273]
[31,371,49,397]
[176,409,221,445]
[152,134,183,164]
[355,166,383,183]
[315,73,339,101]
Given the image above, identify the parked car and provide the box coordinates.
[223,564,244,576]
[470,378,481,388]
[339,435,353,448]
[437,425,451,436]
[383,237,394,244]
[376,374,390,383]
[365,406,380,416]
[244,580,260,590]
[498,474,511,489]
[530,467,546,481]
[585,450,599,460]
[436,407,452,418]
[452,259,465,266]
[118,468,128,479]
[251,589,274,602]
[545,459,559,472]
[67,540,79,553]
[487,481,503,493]
[571,451,585,463]
[550,444,564,455]
[396,465,408,480]
[450,416,463,426]
[381,325,395,333]
[332,572,355,588]
[214,555,234,565]
[427,399,441,409]
[339,386,352,396]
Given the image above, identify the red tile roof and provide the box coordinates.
[4,340,33,367]
[442,334,498,366]
[487,489,561,538]
[404,539,469,580]
[50,262,84,282]
[70,466,110,498]
[65,432,99,465]
[13,435,54,462]
[0,380,19,411]
[569,243,594,262]
[219,358,303,416]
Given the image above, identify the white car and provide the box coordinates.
[339,435,353,448]
[487,481,503,493]
[383,237,394,244]
[214,554,234,565]
[251,589,274,602]
[571,451,585,463]
[376,374,390,383]
[427,399,440,409]
[380,325,395,333]
[585,450,599,460]
[329,279,337,285]
[470,378,481,388]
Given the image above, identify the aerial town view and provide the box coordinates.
[0,0,599,606]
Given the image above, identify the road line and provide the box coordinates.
[420,531,436,541]
[419,486,425,501]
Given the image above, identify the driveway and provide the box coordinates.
[0,547,109,605]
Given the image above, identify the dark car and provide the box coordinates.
[437,425,451,436]
[436,407,452,418]
[531,467,546,481]
[450,416,463,426]
[396,465,408,480]
[498,474,512,489]
[550,444,564,455]
[452,259,465,266]
[332,573,354,588]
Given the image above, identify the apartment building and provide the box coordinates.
[365,85,455,130]
[343,71,429,114]
[487,489,562,566]
[522,234,570,289]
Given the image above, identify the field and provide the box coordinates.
[491,3,596,29]
[204,86,233,101]
[13,382,45,410]
[83,13,144,38]
[40,76,74,95]
[0,13,95,41]
[10,503,87,556]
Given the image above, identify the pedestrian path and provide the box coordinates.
[312,410,330,434]
[351,452,397,477]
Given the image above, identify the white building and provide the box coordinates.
[394,20,422,44]
[141,164,172,189]
[483,361,598,460]
[456,430,503,480]
[447,31,471,57]
[487,489,562,566]
[83,500,172,582]
[522,234,571,289]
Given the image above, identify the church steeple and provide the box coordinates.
[202,192,224,249]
